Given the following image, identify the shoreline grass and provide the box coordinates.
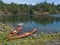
[0,32,60,45]
[0,22,60,45]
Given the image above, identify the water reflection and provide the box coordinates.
[0,15,54,25]
[0,14,60,33]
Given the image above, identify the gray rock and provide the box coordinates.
[46,39,60,45]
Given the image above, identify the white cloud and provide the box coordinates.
[2,0,43,5]
[2,0,60,5]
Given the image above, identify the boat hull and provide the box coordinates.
[8,29,37,40]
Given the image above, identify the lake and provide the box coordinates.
[0,14,60,33]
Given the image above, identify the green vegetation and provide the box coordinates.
[0,22,13,32]
[0,0,60,15]
[0,32,60,45]
[0,22,60,45]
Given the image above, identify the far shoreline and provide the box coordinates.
[0,12,60,16]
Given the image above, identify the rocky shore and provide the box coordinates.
[0,32,60,45]
[46,39,60,45]
[0,22,13,32]
[0,22,60,45]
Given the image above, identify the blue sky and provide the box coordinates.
[2,0,60,5]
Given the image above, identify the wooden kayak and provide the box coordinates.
[8,28,37,40]
[5,26,22,38]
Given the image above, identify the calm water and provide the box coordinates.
[0,14,60,33]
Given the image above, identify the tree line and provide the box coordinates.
[0,0,60,15]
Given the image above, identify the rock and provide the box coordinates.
[0,22,13,32]
[46,39,60,45]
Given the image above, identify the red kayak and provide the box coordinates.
[8,28,37,40]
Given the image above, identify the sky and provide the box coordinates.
[2,0,60,5]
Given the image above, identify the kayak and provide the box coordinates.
[8,28,37,40]
[5,26,22,38]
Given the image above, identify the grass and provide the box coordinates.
[0,23,13,32]
[0,22,60,45]
[0,32,60,45]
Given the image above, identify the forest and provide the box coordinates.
[0,0,60,15]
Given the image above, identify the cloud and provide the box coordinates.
[13,0,41,4]
[2,0,60,5]
[2,0,43,5]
